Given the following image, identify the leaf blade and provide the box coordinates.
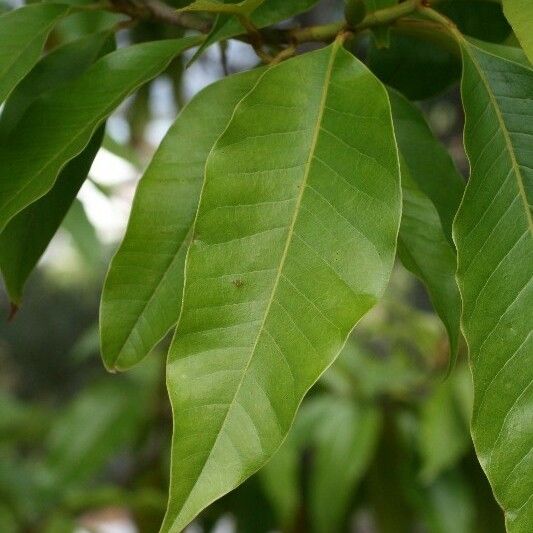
[100,68,264,371]
[163,42,401,530]
[0,3,69,102]
[454,40,533,532]
[0,37,200,233]
[503,0,533,64]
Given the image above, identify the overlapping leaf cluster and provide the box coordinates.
[0,0,531,531]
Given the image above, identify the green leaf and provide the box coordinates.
[0,37,200,234]
[364,0,397,48]
[503,0,533,63]
[397,166,461,366]
[0,129,104,304]
[163,41,401,530]
[388,90,463,364]
[0,33,114,304]
[44,368,157,491]
[437,1,511,43]
[188,0,320,63]
[258,427,300,529]
[0,3,69,102]
[62,199,102,267]
[388,90,464,244]
[101,68,263,371]
[419,377,471,483]
[0,31,113,141]
[454,40,533,532]
[308,396,381,533]
[212,0,321,41]
[368,28,461,100]
[179,0,265,15]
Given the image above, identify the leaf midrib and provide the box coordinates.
[465,42,533,235]
[172,40,341,525]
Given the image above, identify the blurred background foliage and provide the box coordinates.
[0,0,512,531]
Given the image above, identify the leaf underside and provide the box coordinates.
[163,41,401,531]
[454,40,533,532]
[101,68,263,371]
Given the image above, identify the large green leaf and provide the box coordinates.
[454,40,533,532]
[101,68,263,371]
[0,3,69,102]
[388,90,463,364]
[163,41,401,530]
[503,0,533,63]
[0,37,199,234]
[0,33,113,304]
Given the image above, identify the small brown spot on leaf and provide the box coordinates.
[232,279,244,288]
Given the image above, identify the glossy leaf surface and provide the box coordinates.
[454,40,533,532]
[101,68,263,371]
[163,41,401,531]
[0,33,113,303]
[503,0,533,63]
[0,3,69,102]
[0,37,199,233]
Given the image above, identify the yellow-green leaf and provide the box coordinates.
[163,41,401,530]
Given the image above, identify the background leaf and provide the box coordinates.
[101,67,263,371]
[389,90,463,364]
[0,3,69,102]
[454,40,533,532]
[307,396,381,533]
[163,42,401,530]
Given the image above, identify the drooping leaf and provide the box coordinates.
[388,90,463,365]
[163,41,401,530]
[0,3,69,102]
[101,68,263,372]
[0,128,104,304]
[454,39,533,532]
[397,165,461,366]
[0,33,114,304]
[307,396,381,533]
[503,0,533,63]
[388,89,464,243]
[0,37,200,234]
